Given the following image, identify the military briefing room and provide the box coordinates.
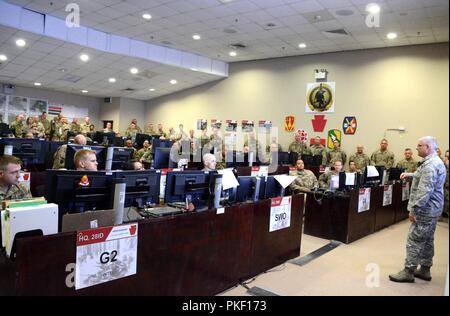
[0,0,448,297]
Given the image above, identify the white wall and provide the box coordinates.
[118,97,146,134]
[145,43,449,162]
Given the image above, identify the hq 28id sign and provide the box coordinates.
[75,224,138,290]
[269,196,292,232]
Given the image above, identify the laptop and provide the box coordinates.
[62,209,115,232]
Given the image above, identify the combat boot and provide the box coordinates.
[389,268,415,283]
[414,266,432,281]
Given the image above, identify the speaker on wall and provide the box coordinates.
[104,97,112,103]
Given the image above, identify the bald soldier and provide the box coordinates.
[52,134,87,169]
[0,155,32,201]
[289,159,318,193]
[371,138,395,169]
[349,144,371,171]
[396,148,419,173]
[327,140,347,167]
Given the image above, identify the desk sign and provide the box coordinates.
[358,188,371,213]
[251,166,269,177]
[75,224,138,290]
[269,196,292,232]
[402,182,410,201]
[383,185,393,206]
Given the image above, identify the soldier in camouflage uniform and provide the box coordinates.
[32,115,45,138]
[327,140,347,167]
[136,140,152,162]
[289,159,318,193]
[10,114,24,138]
[70,118,81,133]
[40,112,51,140]
[349,145,370,171]
[52,134,87,169]
[443,150,449,220]
[371,138,395,169]
[125,122,139,141]
[389,136,446,283]
[396,148,419,173]
[131,118,142,134]
[124,139,137,160]
[288,133,311,157]
[145,123,157,135]
[0,155,32,201]
[157,123,168,139]
[22,117,35,137]
[319,160,343,189]
[176,124,189,141]
[309,136,327,165]
[80,117,92,134]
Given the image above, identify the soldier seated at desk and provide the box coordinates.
[74,149,98,171]
[0,155,32,201]
[53,134,87,169]
[289,159,318,193]
[319,160,343,189]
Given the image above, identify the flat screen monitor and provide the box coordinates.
[115,170,161,207]
[263,176,284,199]
[45,170,115,215]
[64,143,106,170]
[46,141,67,169]
[288,152,299,166]
[301,154,314,167]
[135,133,152,148]
[93,132,115,146]
[278,152,290,165]
[338,172,361,191]
[233,176,265,203]
[363,166,385,187]
[0,138,46,166]
[151,139,173,154]
[164,170,212,204]
[388,167,404,181]
[113,137,126,147]
[0,123,14,137]
[153,147,173,169]
[111,147,135,170]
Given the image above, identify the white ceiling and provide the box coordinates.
[0,0,449,100]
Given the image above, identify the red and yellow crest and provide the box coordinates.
[285,116,295,132]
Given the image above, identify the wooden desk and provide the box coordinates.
[373,186,396,231]
[304,190,375,244]
[6,195,304,296]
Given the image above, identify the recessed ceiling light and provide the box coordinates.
[191,68,198,72]
[80,54,89,62]
[229,51,237,57]
[81,90,88,93]
[142,13,152,20]
[0,54,7,61]
[298,43,307,48]
[366,3,380,14]
[130,67,139,74]
[170,80,177,85]
[387,32,397,40]
[149,88,155,92]
[108,78,116,83]
[16,39,26,47]
[192,34,201,40]
[58,68,67,72]
[34,82,41,86]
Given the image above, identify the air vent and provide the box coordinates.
[161,40,173,46]
[322,29,350,38]
[335,9,354,16]
[123,88,135,91]
[224,28,237,34]
[229,43,246,49]
[60,74,82,83]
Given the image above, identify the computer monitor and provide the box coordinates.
[66,131,81,141]
[64,143,106,170]
[135,133,152,148]
[362,166,385,187]
[338,172,361,191]
[93,132,115,146]
[45,170,115,215]
[301,154,314,167]
[0,138,47,166]
[0,123,14,137]
[115,170,161,207]
[288,152,299,166]
[233,176,265,203]
[153,147,172,169]
[263,176,284,199]
[234,151,260,167]
[388,167,404,181]
[113,137,126,147]
[151,139,173,154]
[164,170,212,204]
[111,147,135,170]
[313,155,323,166]
[278,152,290,165]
